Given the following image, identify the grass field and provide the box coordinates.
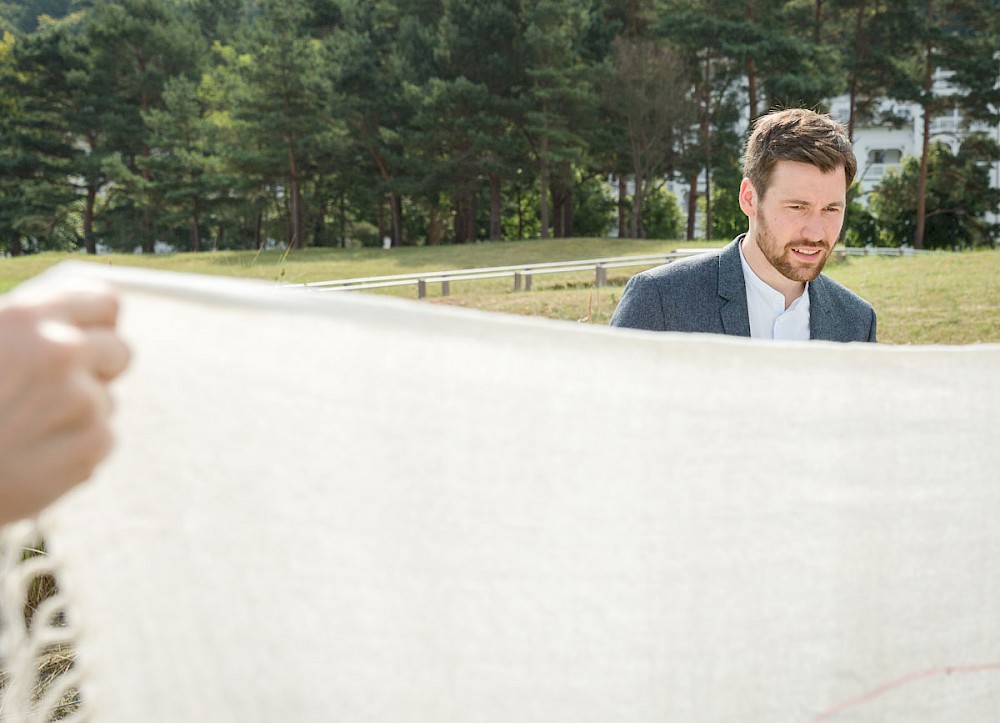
[2,238,999,345]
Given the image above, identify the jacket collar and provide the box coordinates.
[718,236,751,337]
[808,277,837,341]
[722,234,839,341]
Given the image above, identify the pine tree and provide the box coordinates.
[331,0,412,245]
[140,75,235,251]
[877,0,1000,248]
[603,38,695,238]
[0,24,79,254]
[74,0,205,252]
[520,0,596,239]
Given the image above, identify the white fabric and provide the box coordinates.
[13,261,1000,721]
[739,237,811,340]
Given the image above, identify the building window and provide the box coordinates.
[868,149,902,165]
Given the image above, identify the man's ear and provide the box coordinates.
[738,178,757,218]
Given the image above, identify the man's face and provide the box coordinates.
[747,161,847,283]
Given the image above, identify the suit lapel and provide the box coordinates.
[718,238,751,337]
[808,277,837,341]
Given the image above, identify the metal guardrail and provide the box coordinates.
[283,245,929,299]
[284,249,712,298]
[840,246,928,257]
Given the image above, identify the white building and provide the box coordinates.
[829,74,1000,215]
[660,72,1000,239]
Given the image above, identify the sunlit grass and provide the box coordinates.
[0,237,694,291]
[2,240,998,344]
[826,251,1000,344]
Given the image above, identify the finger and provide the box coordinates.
[0,375,115,523]
[82,328,132,382]
[14,283,122,329]
[35,316,130,384]
[38,369,115,439]
[0,421,113,522]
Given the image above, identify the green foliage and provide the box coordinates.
[0,21,81,254]
[570,174,615,237]
[709,157,744,241]
[3,0,73,32]
[602,38,695,238]
[501,172,542,240]
[640,185,682,239]
[870,139,1000,249]
[843,182,879,248]
[844,206,878,248]
[139,75,237,251]
[3,0,1000,254]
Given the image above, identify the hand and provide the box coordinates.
[0,284,131,524]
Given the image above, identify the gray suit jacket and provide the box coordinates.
[610,237,877,342]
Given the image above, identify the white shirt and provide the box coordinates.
[738,240,811,341]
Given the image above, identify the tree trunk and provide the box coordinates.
[139,84,155,254]
[191,209,201,252]
[83,185,98,255]
[745,3,759,124]
[369,149,402,246]
[847,0,867,140]
[618,174,628,238]
[287,145,302,249]
[377,199,387,245]
[339,192,348,248]
[551,179,571,238]
[914,1,934,250]
[516,184,525,240]
[686,171,699,241]
[539,133,550,239]
[630,173,644,239]
[390,192,403,247]
[311,198,327,247]
[454,190,475,244]
[705,166,713,240]
[702,50,713,240]
[489,173,502,240]
[562,189,573,237]
[628,0,640,36]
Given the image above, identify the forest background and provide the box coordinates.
[2,0,1000,257]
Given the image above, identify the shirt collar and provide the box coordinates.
[738,237,809,310]
[738,237,811,340]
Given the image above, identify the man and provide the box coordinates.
[610,108,877,342]
[0,283,130,524]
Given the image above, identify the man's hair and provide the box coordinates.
[742,108,857,197]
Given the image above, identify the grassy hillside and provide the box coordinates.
[0,238,686,290]
[2,238,998,345]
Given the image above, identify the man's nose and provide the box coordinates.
[801,213,825,242]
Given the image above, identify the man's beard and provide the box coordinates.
[755,214,830,283]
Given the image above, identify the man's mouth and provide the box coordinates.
[791,246,824,259]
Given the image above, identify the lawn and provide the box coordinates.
[0,237,686,290]
[2,239,998,345]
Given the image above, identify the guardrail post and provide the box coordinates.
[525,272,532,291]
[418,279,427,298]
[441,280,450,297]
[514,272,523,292]
[595,264,607,287]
